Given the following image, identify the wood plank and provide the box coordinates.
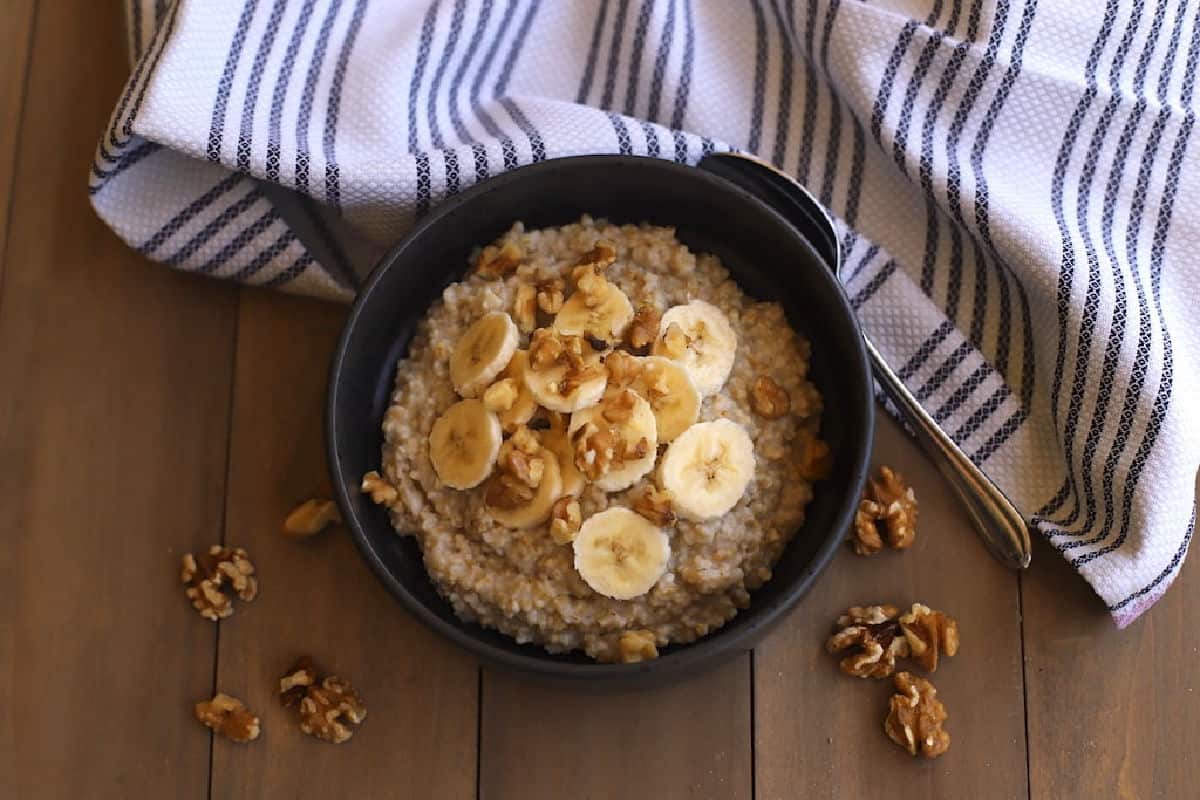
[1023,506,1200,799]
[0,0,35,275]
[208,289,478,799]
[753,414,1028,799]
[480,657,753,800]
[0,1,240,796]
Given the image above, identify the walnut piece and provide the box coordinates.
[885,672,950,758]
[181,546,258,621]
[571,398,649,484]
[550,496,582,544]
[528,328,606,400]
[484,428,547,510]
[279,657,367,744]
[195,693,260,743]
[825,605,908,679]
[751,376,790,419]
[604,349,642,386]
[618,630,659,663]
[360,470,399,506]
[898,603,959,672]
[474,240,523,278]
[633,487,676,526]
[851,465,917,555]
[536,279,566,314]
[626,305,661,351]
[483,377,520,413]
[796,430,832,480]
[572,242,616,273]
[282,499,340,539]
[513,282,537,333]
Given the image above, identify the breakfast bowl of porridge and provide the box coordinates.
[328,155,873,688]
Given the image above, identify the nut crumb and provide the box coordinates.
[361,471,399,507]
[474,240,523,278]
[851,466,917,555]
[195,693,260,742]
[550,496,582,544]
[282,499,340,538]
[513,282,537,333]
[750,376,790,419]
[181,546,258,621]
[885,672,950,758]
[633,487,676,526]
[618,629,659,663]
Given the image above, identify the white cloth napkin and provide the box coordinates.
[91,0,1200,626]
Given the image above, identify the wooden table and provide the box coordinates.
[3,4,1198,798]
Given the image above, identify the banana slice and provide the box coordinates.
[553,271,635,344]
[450,311,519,397]
[633,356,701,443]
[428,399,503,489]
[568,388,659,492]
[652,299,737,397]
[494,350,539,432]
[573,507,671,599]
[484,445,563,529]
[522,331,608,413]
[658,419,755,520]
[542,427,586,497]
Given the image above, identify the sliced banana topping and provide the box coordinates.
[568,388,659,492]
[483,427,564,529]
[450,311,519,398]
[573,507,671,600]
[658,419,755,520]
[632,356,701,442]
[553,259,635,344]
[523,328,608,413]
[652,299,737,397]
[542,425,586,497]
[428,399,503,490]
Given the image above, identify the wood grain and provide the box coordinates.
[207,289,479,800]
[0,0,35,277]
[0,2,239,797]
[753,414,1029,799]
[1023,526,1200,799]
[480,657,753,800]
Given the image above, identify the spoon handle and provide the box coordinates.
[864,336,1032,568]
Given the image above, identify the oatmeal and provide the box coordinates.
[373,217,824,663]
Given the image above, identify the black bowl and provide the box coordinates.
[327,155,873,689]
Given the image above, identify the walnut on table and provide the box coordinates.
[180,545,258,621]
[195,693,260,743]
[851,465,918,555]
[279,656,367,744]
[826,603,959,679]
[899,603,959,672]
[282,499,341,539]
[884,672,950,758]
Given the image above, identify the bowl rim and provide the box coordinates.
[326,154,874,684]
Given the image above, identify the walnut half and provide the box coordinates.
[825,605,908,679]
[898,603,959,672]
[195,693,260,743]
[884,672,950,758]
[851,465,917,555]
[278,656,367,744]
[180,546,258,621]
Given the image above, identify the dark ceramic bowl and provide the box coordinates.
[327,155,873,689]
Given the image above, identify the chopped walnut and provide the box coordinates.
[605,349,643,386]
[279,656,319,709]
[529,328,606,400]
[751,376,790,419]
[278,657,367,744]
[282,499,341,539]
[852,466,918,554]
[825,605,909,679]
[633,487,677,526]
[885,672,950,758]
[572,242,616,273]
[550,496,582,544]
[513,282,537,333]
[898,603,959,672]
[181,546,258,621]
[483,378,520,413]
[659,322,691,359]
[600,387,639,424]
[484,428,547,510]
[195,693,260,742]
[626,305,661,351]
[796,430,832,480]
[618,630,659,663]
[536,279,566,314]
[572,422,617,482]
[360,470,399,506]
[474,240,523,278]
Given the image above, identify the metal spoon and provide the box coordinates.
[702,151,1032,569]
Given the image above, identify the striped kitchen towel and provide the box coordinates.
[90,0,1200,626]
